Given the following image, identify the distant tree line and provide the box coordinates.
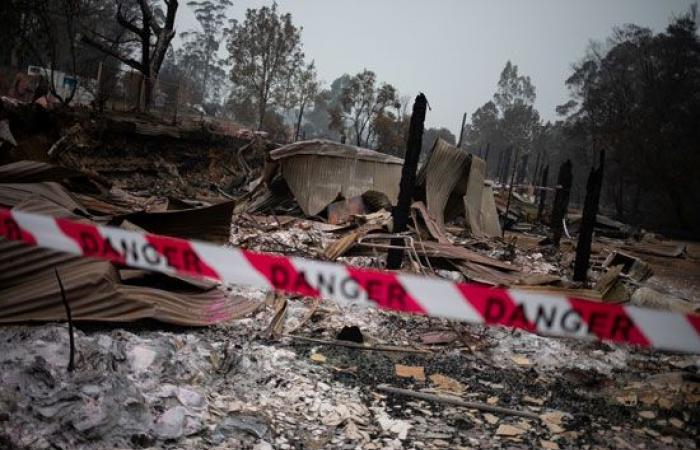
[465,7,700,234]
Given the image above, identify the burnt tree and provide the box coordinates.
[387,93,428,269]
[83,0,179,109]
[537,165,549,223]
[551,160,572,247]
[574,151,605,281]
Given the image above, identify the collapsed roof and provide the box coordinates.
[269,139,403,216]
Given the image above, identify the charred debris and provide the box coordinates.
[0,96,698,450]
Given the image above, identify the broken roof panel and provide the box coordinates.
[270,139,403,216]
[417,138,500,237]
[0,182,88,214]
[119,200,236,244]
[417,138,470,229]
[463,155,487,237]
[0,160,98,184]
[479,185,502,237]
[0,239,259,325]
[270,139,404,164]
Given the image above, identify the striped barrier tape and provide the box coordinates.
[1,208,699,353]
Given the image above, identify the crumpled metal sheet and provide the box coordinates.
[479,185,502,237]
[463,156,486,236]
[270,139,404,164]
[0,119,17,146]
[120,200,236,244]
[417,138,500,237]
[0,239,259,325]
[0,181,88,214]
[270,140,403,216]
[0,160,96,184]
[417,138,470,229]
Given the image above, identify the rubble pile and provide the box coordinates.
[0,105,699,449]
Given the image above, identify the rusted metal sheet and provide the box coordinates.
[270,140,403,216]
[0,182,87,214]
[327,196,365,225]
[417,138,500,237]
[417,138,470,229]
[0,160,97,184]
[479,184,502,237]
[463,156,486,236]
[0,239,259,325]
[120,200,236,244]
[12,195,87,221]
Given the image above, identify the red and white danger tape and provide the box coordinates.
[1,208,699,353]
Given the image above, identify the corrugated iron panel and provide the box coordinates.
[0,182,87,213]
[463,156,487,236]
[0,239,259,325]
[280,154,402,216]
[120,200,236,244]
[12,195,85,220]
[270,139,404,164]
[417,138,470,229]
[0,160,93,183]
[479,185,502,237]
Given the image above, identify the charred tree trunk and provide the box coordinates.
[574,151,605,281]
[387,93,428,270]
[295,101,305,141]
[501,146,513,184]
[551,160,573,247]
[537,165,549,223]
[502,146,520,236]
[82,0,178,111]
[457,112,467,148]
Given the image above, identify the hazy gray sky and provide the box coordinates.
[176,0,695,135]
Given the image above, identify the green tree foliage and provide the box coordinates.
[466,61,541,180]
[373,109,408,157]
[329,69,399,147]
[226,2,303,130]
[303,74,351,140]
[560,7,700,231]
[290,60,320,141]
[177,0,232,107]
[421,127,456,160]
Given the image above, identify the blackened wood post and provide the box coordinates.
[55,269,75,372]
[495,149,503,182]
[537,165,549,223]
[501,146,513,184]
[574,151,605,281]
[457,112,467,148]
[532,150,542,185]
[502,146,520,236]
[387,93,428,269]
[551,159,572,247]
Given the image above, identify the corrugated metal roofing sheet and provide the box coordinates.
[0,182,88,214]
[0,160,96,184]
[0,239,259,325]
[270,139,404,164]
[270,140,403,216]
[120,200,236,244]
